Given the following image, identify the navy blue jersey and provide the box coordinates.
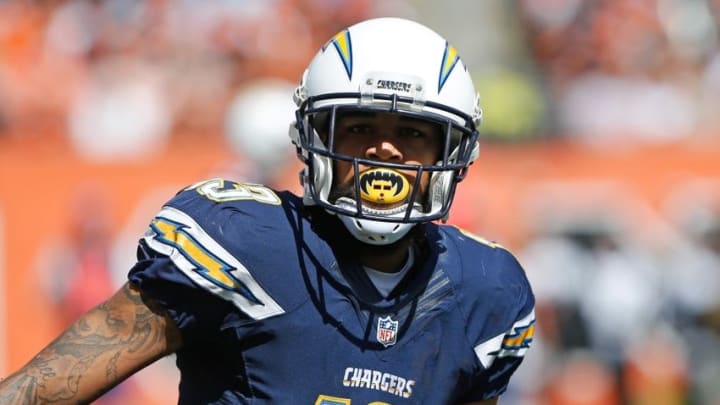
[128,178,535,404]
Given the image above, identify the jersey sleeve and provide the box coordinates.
[128,244,237,344]
[468,306,535,401]
[456,238,536,402]
[127,179,287,343]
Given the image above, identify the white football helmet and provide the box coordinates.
[290,17,482,245]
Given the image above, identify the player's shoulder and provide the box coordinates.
[168,178,297,213]
[152,177,306,264]
[433,224,533,317]
[148,178,294,242]
[437,225,525,282]
[434,225,535,357]
[135,179,308,322]
[440,225,504,251]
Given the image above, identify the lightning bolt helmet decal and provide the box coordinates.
[323,29,353,80]
[438,42,460,92]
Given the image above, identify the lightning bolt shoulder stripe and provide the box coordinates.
[473,309,535,369]
[143,206,285,320]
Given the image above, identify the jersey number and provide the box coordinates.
[315,395,390,405]
[190,178,281,205]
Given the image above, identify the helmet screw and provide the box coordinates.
[366,78,373,85]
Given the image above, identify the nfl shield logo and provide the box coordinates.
[377,316,399,347]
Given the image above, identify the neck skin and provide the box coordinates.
[357,233,414,273]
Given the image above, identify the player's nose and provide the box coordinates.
[366,139,403,161]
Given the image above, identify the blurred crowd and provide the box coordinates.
[514,0,720,143]
[2,0,720,404]
[511,181,720,405]
[2,0,720,149]
[0,0,378,160]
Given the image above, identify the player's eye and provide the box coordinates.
[398,127,427,139]
[348,124,374,135]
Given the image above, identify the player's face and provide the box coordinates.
[330,111,441,208]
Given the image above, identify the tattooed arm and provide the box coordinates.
[0,282,181,405]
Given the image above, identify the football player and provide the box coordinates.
[0,17,535,404]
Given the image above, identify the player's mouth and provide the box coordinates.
[358,168,410,204]
[331,168,424,213]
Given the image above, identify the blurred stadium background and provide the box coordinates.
[0,0,719,404]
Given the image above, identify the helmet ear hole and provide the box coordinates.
[309,112,331,143]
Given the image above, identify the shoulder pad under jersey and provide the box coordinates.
[136,178,305,322]
[439,225,536,370]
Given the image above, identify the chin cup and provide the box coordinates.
[338,215,415,245]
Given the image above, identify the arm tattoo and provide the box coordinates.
[0,283,175,404]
